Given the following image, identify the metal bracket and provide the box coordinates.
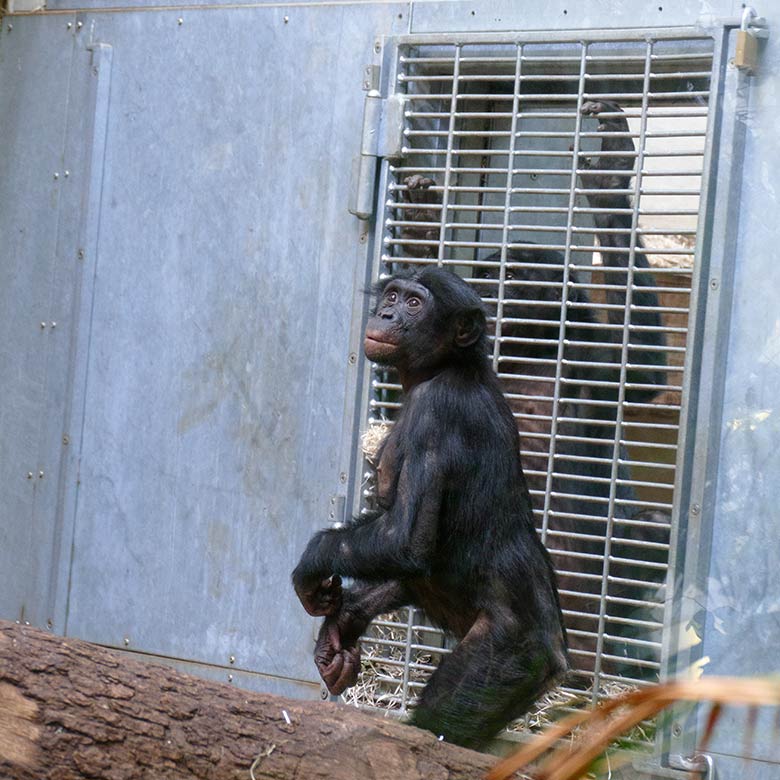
[349,65,406,220]
[669,753,716,779]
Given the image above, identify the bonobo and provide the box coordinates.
[292,268,568,748]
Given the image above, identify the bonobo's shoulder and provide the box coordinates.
[411,367,508,421]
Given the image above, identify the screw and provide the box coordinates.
[339,472,347,484]
[672,722,682,737]
[710,278,719,290]
[359,233,367,243]
[375,42,381,53]
[320,688,328,700]
[63,435,70,445]
[348,353,357,365]
[691,503,701,515]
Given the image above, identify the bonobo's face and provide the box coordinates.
[364,279,432,366]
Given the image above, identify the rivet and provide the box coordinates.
[123,637,130,646]
[229,655,236,664]
[374,42,381,53]
[64,170,70,178]
[672,722,682,737]
[320,688,328,700]
[7,23,13,31]
[63,435,70,445]
[78,249,85,259]
[228,674,234,682]
[54,172,60,180]
[47,619,53,629]
[348,353,357,365]
[27,472,33,480]
[40,322,46,329]
[51,322,57,329]
[76,21,83,29]
[283,15,289,23]
[359,233,367,243]
[691,503,701,515]
[38,471,44,479]
[67,22,73,29]
[710,278,719,290]
[177,17,183,25]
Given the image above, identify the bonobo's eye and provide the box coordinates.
[385,290,399,304]
[407,296,422,311]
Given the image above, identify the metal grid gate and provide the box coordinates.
[349,29,714,726]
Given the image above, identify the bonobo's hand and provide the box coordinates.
[293,573,343,617]
[314,619,361,695]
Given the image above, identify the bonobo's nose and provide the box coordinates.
[379,308,395,320]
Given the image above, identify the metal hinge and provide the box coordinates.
[634,753,715,780]
[349,65,405,220]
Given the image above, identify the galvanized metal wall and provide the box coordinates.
[1,1,779,777]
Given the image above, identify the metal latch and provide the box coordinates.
[735,6,769,73]
[349,65,406,220]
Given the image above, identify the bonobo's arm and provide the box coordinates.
[578,100,667,402]
[292,447,442,616]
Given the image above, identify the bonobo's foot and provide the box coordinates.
[402,174,438,204]
[399,175,440,259]
[577,100,635,179]
[314,619,361,695]
[294,574,343,617]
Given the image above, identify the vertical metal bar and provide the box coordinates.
[492,44,524,373]
[661,26,743,764]
[399,607,416,711]
[50,44,114,634]
[591,39,654,698]
[435,46,462,268]
[539,43,589,545]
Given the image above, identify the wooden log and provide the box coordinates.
[0,620,501,780]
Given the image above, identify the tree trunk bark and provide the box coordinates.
[0,620,500,780]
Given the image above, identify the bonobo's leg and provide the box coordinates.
[578,99,667,402]
[315,580,410,695]
[411,614,566,749]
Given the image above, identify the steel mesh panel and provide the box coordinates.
[354,33,713,723]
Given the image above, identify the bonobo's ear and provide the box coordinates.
[454,310,483,348]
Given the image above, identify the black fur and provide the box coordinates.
[292,267,568,748]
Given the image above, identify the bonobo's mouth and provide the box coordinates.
[364,332,399,361]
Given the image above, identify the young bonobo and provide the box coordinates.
[292,268,568,749]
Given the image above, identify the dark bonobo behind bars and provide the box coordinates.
[292,268,568,749]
